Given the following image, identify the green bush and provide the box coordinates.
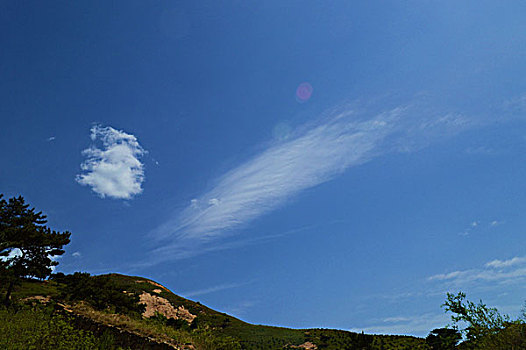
[50,272,145,315]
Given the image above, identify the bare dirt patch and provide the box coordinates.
[22,295,51,304]
[290,342,317,349]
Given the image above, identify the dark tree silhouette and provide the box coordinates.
[0,194,71,305]
[426,328,461,350]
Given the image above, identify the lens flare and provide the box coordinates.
[295,82,313,102]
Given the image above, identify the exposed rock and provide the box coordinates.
[139,292,196,323]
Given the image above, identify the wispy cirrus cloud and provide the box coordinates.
[151,102,472,261]
[180,280,253,298]
[428,255,526,286]
[351,312,449,336]
[76,125,147,199]
[485,256,526,269]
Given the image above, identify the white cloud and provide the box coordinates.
[486,256,526,269]
[49,254,62,272]
[72,251,81,258]
[383,316,411,323]
[151,102,473,261]
[0,248,22,263]
[428,256,526,286]
[465,146,498,156]
[208,198,220,206]
[351,313,449,336]
[76,125,146,199]
[46,136,56,142]
[137,226,311,265]
[154,108,401,242]
[223,300,257,317]
[181,281,252,298]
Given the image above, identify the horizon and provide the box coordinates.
[2,1,526,337]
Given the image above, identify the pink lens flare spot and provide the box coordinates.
[295,82,313,102]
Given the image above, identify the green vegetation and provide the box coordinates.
[425,328,461,350]
[50,272,146,315]
[0,303,126,350]
[442,292,526,349]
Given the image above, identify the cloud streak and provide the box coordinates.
[486,256,526,269]
[428,255,526,287]
[180,281,253,298]
[351,312,449,336]
[76,125,146,199]
[152,102,472,261]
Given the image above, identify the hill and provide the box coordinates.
[1,272,428,350]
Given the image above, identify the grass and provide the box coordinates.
[0,304,125,350]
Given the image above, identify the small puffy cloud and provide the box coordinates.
[76,125,146,199]
[72,252,81,258]
[46,136,56,142]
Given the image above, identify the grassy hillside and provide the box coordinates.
[1,273,429,350]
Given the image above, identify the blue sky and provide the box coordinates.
[2,0,526,336]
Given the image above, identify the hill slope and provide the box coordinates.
[2,273,428,350]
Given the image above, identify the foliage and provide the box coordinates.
[426,328,461,350]
[443,292,510,343]
[443,292,526,349]
[0,194,70,305]
[50,272,145,315]
[0,304,126,349]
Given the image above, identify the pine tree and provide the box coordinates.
[0,194,71,305]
